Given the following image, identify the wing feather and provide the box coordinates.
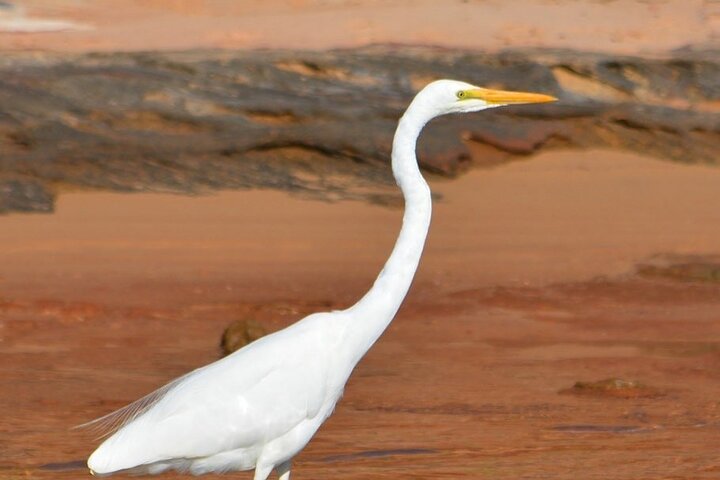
[74,368,200,439]
[86,313,341,474]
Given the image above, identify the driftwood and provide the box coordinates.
[0,46,718,213]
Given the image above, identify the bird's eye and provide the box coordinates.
[456,90,467,100]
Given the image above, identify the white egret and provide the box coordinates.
[85,80,556,479]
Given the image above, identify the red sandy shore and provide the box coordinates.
[1,150,720,478]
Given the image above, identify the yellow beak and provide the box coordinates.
[466,87,557,105]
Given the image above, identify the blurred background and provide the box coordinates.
[1,1,719,479]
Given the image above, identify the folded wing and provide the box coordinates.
[87,314,336,474]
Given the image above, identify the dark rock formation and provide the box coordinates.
[0,177,54,213]
[0,47,718,213]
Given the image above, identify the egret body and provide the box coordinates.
[86,80,556,479]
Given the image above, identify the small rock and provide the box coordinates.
[560,377,663,399]
[220,318,267,356]
[637,254,720,283]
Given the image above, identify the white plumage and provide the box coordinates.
[85,80,556,480]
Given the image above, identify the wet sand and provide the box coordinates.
[1,150,720,479]
[1,0,716,54]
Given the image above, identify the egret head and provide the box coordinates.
[412,79,557,119]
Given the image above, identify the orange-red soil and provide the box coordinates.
[1,150,720,479]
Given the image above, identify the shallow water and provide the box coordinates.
[1,150,720,479]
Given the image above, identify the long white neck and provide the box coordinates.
[345,104,433,360]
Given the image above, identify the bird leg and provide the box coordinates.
[276,461,291,480]
[253,464,274,480]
